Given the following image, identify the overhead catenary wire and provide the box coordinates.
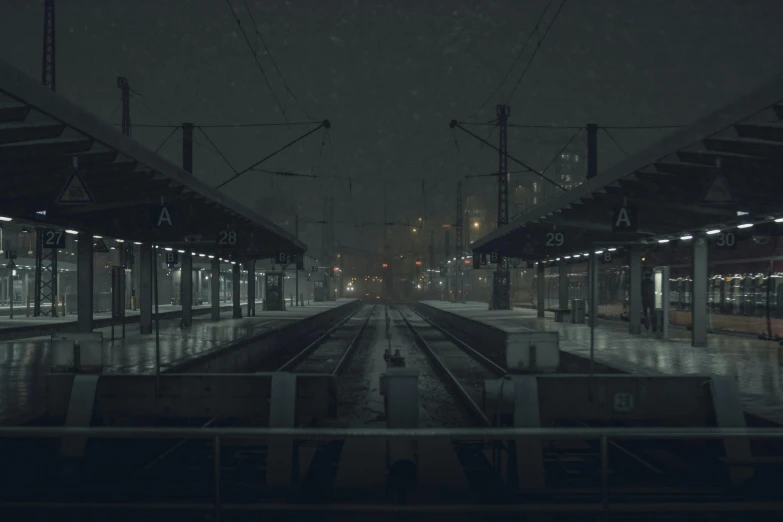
[602,127,629,157]
[197,127,239,174]
[154,127,179,153]
[240,0,313,120]
[540,127,583,178]
[472,0,554,118]
[506,0,568,103]
[224,0,287,119]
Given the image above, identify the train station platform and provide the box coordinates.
[418,300,783,425]
[0,299,355,426]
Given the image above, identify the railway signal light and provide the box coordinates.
[382,263,388,268]
[415,260,422,266]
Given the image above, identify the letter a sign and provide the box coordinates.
[157,206,173,227]
[151,205,175,228]
[612,206,637,232]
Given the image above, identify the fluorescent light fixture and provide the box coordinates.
[737,223,753,229]
[737,211,749,216]
[776,218,783,223]
[556,257,561,261]
[608,248,617,252]
[93,235,102,239]
[658,239,670,244]
[706,229,721,235]
[65,229,78,235]
[595,250,604,254]
[573,254,581,257]
[178,250,185,254]
[208,255,215,259]
[164,247,173,251]
[680,235,693,240]
[0,216,12,222]
[564,255,571,259]
[231,261,236,265]
[199,254,206,257]
[115,239,124,243]
[134,241,142,245]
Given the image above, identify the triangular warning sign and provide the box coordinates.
[93,238,109,253]
[57,170,95,204]
[5,260,16,269]
[701,172,735,204]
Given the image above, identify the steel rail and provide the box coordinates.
[398,308,492,427]
[412,305,507,375]
[276,304,368,372]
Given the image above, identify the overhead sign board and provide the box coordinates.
[612,206,638,232]
[41,228,66,249]
[701,172,736,204]
[57,170,94,205]
[217,229,237,246]
[165,251,179,266]
[153,205,174,228]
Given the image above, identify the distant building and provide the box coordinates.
[513,147,584,216]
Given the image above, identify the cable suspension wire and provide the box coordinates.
[114,121,322,129]
[471,0,553,118]
[506,0,568,103]
[241,0,313,120]
[540,127,583,178]
[197,127,239,173]
[602,127,629,157]
[457,122,686,130]
[154,127,179,153]
[224,0,287,119]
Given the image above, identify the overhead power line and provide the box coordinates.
[472,0,553,117]
[506,0,568,103]
[224,0,287,119]
[241,0,313,120]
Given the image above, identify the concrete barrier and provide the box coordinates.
[415,302,559,373]
[167,299,362,374]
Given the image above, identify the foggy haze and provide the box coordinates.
[1,0,782,258]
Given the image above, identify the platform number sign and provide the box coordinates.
[277,252,291,265]
[165,251,179,266]
[545,232,564,247]
[41,229,66,249]
[613,392,634,413]
[218,230,237,246]
[489,252,498,263]
[714,231,737,250]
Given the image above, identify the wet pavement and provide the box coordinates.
[0,300,352,425]
[420,300,783,425]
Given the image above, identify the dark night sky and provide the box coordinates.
[1,0,783,257]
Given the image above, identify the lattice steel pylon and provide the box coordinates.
[35,0,58,317]
[42,0,55,91]
[494,104,511,310]
[34,232,58,317]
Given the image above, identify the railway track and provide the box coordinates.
[402,305,737,500]
[123,305,377,492]
[396,305,504,427]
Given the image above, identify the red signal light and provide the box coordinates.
[382,263,388,268]
[415,260,422,266]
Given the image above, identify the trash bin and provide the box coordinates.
[571,298,586,324]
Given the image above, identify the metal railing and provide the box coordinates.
[1,426,782,518]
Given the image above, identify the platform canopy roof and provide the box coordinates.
[0,59,305,261]
[471,70,783,261]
